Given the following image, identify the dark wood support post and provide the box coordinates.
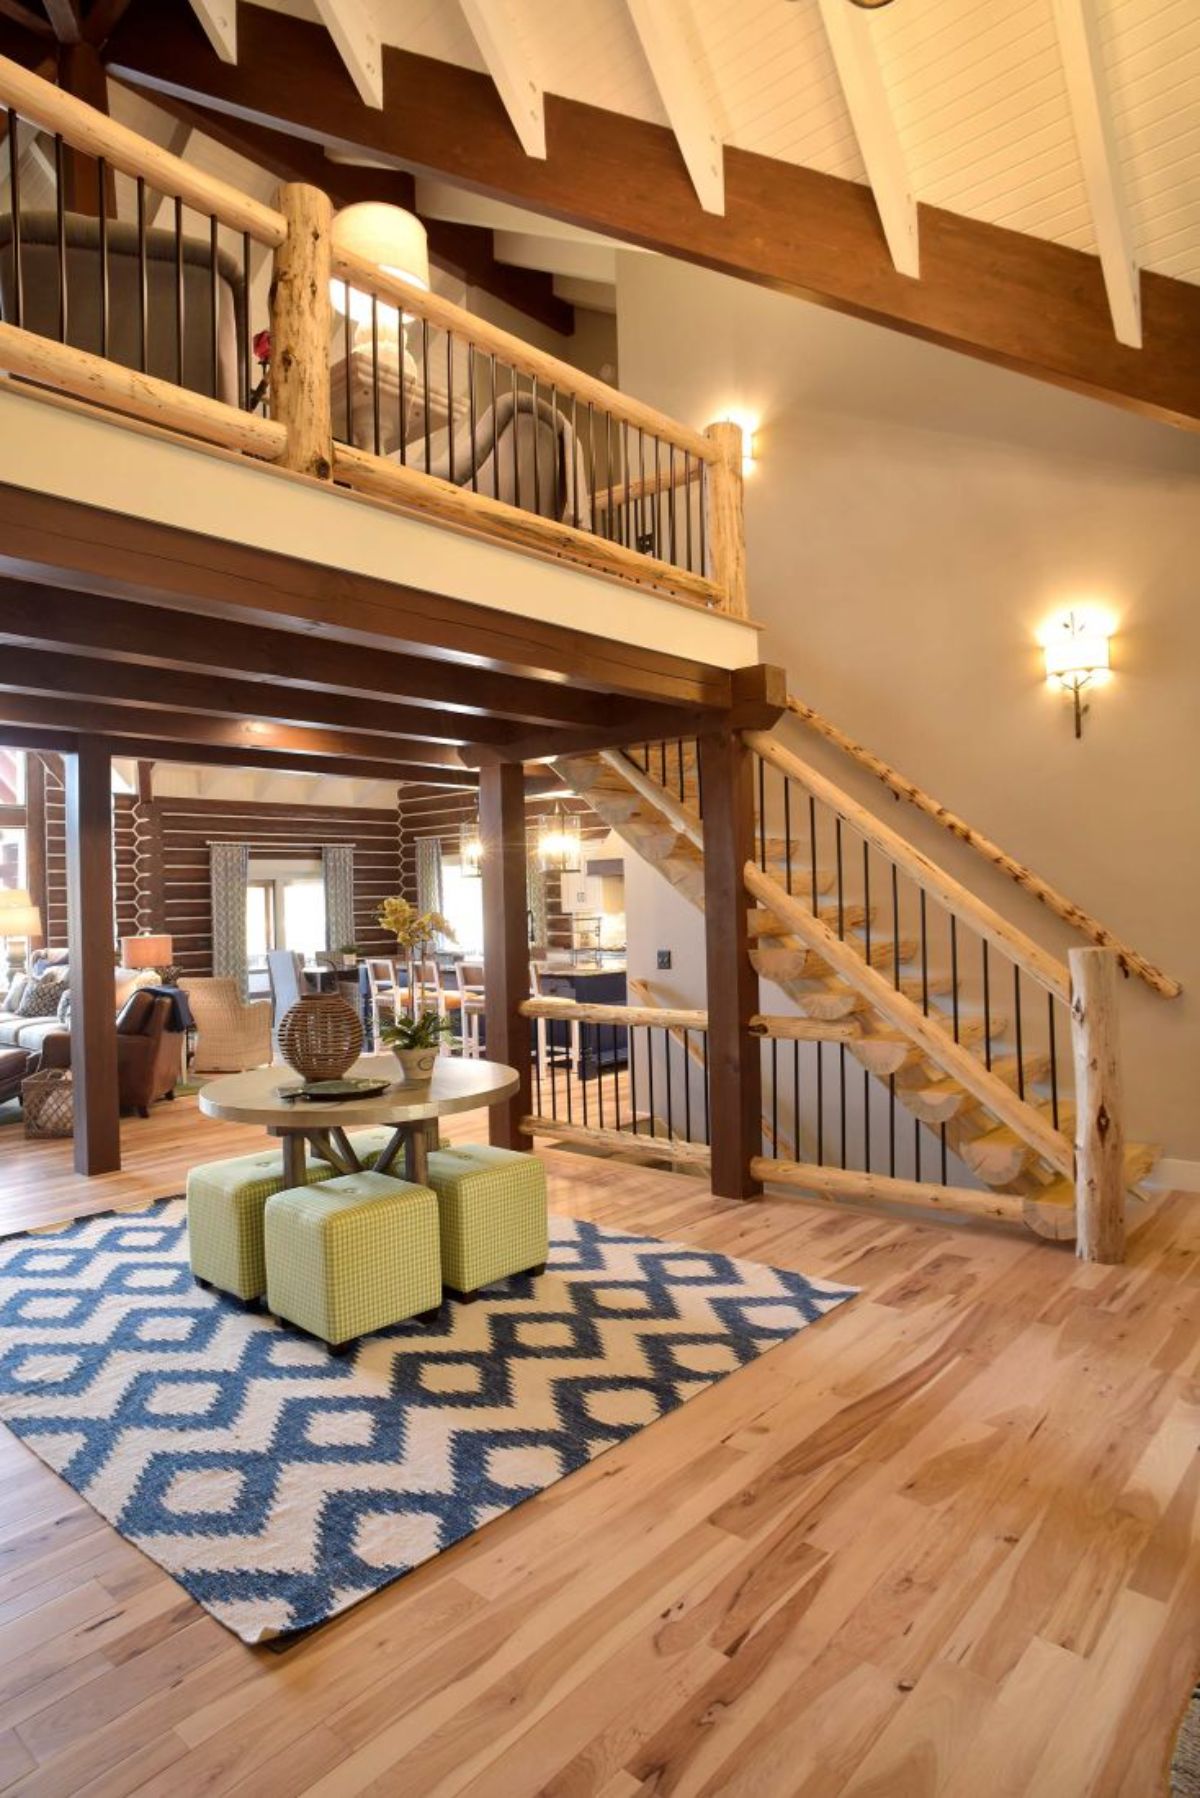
[24,750,46,956]
[480,762,531,1149]
[698,723,762,1199]
[66,740,119,1175]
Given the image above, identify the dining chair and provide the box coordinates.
[265,950,304,1055]
[365,959,401,1034]
[421,958,463,1054]
[459,959,485,1059]
[529,961,579,1084]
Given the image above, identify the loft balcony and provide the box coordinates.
[0,56,758,691]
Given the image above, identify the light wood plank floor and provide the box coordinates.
[0,1099,1195,1796]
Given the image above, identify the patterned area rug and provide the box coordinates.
[0,1198,856,1644]
[1173,1687,1200,1794]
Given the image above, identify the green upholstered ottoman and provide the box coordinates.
[425,1144,548,1300]
[264,1171,442,1351]
[186,1129,400,1302]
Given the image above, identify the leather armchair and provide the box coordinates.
[39,990,183,1118]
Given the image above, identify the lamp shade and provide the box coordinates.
[331,202,430,326]
[1042,610,1112,688]
[0,901,41,937]
[120,934,173,969]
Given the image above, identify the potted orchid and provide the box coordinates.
[379,1009,453,1083]
[377,896,456,1019]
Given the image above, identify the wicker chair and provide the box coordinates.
[180,978,272,1073]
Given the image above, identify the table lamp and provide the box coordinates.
[0,889,42,978]
[120,934,175,981]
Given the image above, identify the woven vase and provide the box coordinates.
[278,993,363,1081]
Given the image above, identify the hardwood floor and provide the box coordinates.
[0,1097,1195,1796]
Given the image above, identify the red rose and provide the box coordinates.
[253,329,271,364]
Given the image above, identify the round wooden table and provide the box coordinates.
[198,1054,520,1187]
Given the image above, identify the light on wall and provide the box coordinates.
[1039,607,1114,739]
[536,805,582,875]
[330,202,430,334]
[720,408,759,475]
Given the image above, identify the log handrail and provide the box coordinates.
[785,694,1180,999]
[330,242,716,465]
[519,996,708,1030]
[746,730,1072,1006]
[747,862,1075,1178]
[0,56,286,245]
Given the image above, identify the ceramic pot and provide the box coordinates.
[278,992,363,1081]
[391,1045,438,1084]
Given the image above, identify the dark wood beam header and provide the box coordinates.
[107,0,1200,430]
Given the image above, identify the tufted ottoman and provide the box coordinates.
[186,1128,400,1302]
[264,1171,442,1351]
[425,1144,548,1301]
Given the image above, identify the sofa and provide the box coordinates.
[39,989,184,1117]
[0,965,163,1055]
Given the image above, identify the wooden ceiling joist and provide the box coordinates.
[624,0,723,215]
[312,0,381,110]
[457,0,544,160]
[814,0,916,279]
[105,0,1200,429]
[1050,0,1141,349]
[185,0,233,64]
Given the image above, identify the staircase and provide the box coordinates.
[553,725,1163,1244]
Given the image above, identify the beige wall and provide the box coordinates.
[617,252,1200,1166]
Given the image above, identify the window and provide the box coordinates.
[282,879,326,961]
[245,862,328,976]
[0,750,24,807]
[440,855,483,956]
[246,881,275,961]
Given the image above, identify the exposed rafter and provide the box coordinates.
[456,0,544,159]
[186,0,234,64]
[42,0,83,45]
[814,0,916,278]
[1051,0,1141,348]
[313,0,381,109]
[624,0,723,215]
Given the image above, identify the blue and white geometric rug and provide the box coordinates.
[0,1198,856,1644]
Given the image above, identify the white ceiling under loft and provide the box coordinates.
[227,0,1200,349]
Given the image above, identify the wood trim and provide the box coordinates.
[750,1156,1025,1225]
[332,444,724,613]
[745,730,1072,1006]
[331,244,714,463]
[23,747,45,949]
[0,324,287,459]
[0,49,286,241]
[65,741,120,1174]
[0,487,734,709]
[750,1013,862,1042]
[700,726,762,1200]
[1070,946,1126,1264]
[747,861,1074,1179]
[784,694,1180,1000]
[106,1,1200,430]
[480,762,532,1149]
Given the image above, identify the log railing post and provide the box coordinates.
[698,723,762,1198]
[704,421,747,618]
[269,182,335,480]
[480,763,532,1149]
[1070,946,1126,1263]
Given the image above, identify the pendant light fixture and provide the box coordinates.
[459,813,483,878]
[536,804,582,875]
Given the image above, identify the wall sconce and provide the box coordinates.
[721,408,759,475]
[459,816,483,879]
[1040,607,1113,739]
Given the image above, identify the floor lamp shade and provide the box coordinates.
[0,889,41,938]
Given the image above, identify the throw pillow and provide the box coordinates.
[56,991,72,1025]
[2,973,27,1014]
[16,974,66,1019]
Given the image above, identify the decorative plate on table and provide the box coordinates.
[278,1078,392,1104]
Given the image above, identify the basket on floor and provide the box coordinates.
[22,1069,74,1139]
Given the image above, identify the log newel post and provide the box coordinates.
[66,740,120,1176]
[1070,946,1126,1264]
[269,182,335,480]
[480,763,532,1149]
[704,421,747,619]
[698,725,762,1199]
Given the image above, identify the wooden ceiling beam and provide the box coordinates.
[624,0,724,215]
[105,0,1200,429]
[457,0,544,160]
[313,0,381,110]
[0,689,485,774]
[0,643,528,748]
[0,576,686,731]
[185,0,234,64]
[814,0,916,278]
[42,0,82,44]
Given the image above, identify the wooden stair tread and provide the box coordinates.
[1027,1143,1160,1209]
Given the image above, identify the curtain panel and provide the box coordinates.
[210,841,250,997]
[322,844,356,952]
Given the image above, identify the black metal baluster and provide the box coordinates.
[580,1023,588,1129]
[836,819,845,938]
[950,916,960,1041]
[208,213,219,398]
[532,375,542,517]
[1014,966,1025,1100]
[533,1026,542,1116]
[571,393,579,528]
[7,111,22,329]
[920,891,929,1014]
[757,755,767,870]
[810,797,820,916]
[550,383,560,518]
[653,434,661,559]
[564,1011,573,1124]
[816,1041,824,1164]
[136,177,148,373]
[1048,995,1060,1132]
[839,1043,847,1168]
[54,135,67,343]
[664,1026,674,1143]
[668,444,677,565]
[240,230,252,410]
[698,460,707,577]
[100,163,113,360]
[421,318,432,472]
[447,332,455,485]
[889,1075,897,1175]
[629,1021,639,1136]
[771,1036,778,1156]
[613,1024,622,1133]
[701,1031,710,1146]
[371,295,381,457]
[982,941,992,1070]
[467,345,478,492]
[548,1015,558,1121]
[683,1029,692,1145]
[596,1023,605,1132]
[792,1038,801,1166]
[783,775,793,894]
[864,1062,871,1174]
[586,400,596,534]
[343,299,353,441]
[512,369,521,509]
[637,426,647,548]
[684,451,693,569]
